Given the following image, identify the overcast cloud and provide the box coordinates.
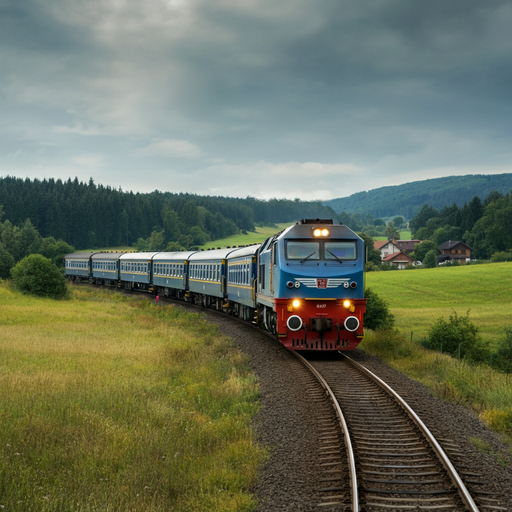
[1,0,512,200]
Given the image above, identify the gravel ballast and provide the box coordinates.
[192,306,512,510]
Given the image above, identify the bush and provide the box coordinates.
[423,249,438,268]
[494,327,512,373]
[364,288,395,330]
[422,310,489,363]
[491,251,512,263]
[11,254,69,299]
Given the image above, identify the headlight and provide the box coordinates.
[287,315,303,331]
[313,228,330,237]
[292,299,301,308]
[343,300,352,309]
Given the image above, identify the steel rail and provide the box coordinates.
[342,353,480,512]
[291,351,359,512]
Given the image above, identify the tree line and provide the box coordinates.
[0,176,338,251]
[408,190,512,260]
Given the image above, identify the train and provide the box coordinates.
[64,219,367,351]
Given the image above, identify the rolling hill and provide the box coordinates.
[324,173,512,219]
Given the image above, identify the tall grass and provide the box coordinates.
[0,283,266,511]
[361,329,512,445]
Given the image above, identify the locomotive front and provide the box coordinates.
[257,219,366,350]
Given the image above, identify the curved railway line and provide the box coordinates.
[293,352,506,511]
[92,287,510,511]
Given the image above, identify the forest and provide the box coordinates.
[1,176,511,279]
[324,173,512,219]
[0,176,337,251]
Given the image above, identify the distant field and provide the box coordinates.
[199,223,290,249]
[366,262,512,347]
[374,229,412,241]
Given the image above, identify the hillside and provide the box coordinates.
[324,173,512,219]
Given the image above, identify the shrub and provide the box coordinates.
[423,249,438,268]
[491,251,512,263]
[364,288,395,330]
[494,327,512,373]
[10,254,69,299]
[422,310,489,363]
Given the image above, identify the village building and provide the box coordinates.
[374,239,401,260]
[437,240,473,264]
[394,239,422,254]
[382,251,415,269]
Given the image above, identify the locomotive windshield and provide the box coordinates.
[286,241,320,260]
[286,240,356,261]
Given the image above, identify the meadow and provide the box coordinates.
[365,261,512,347]
[198,223,290,250]
[0,283,266,511]
[361,262,512,451]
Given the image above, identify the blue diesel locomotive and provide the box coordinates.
[64,219,367,351]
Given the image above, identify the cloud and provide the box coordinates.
[71,154,105,167]
[135,139,203,159]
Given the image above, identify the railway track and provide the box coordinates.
[93,287,509,510]
[293,352,506,512]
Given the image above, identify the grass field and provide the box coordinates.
[365,262,512,347]
[198,223,290,249]
[0,283,266,511]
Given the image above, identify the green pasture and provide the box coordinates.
[366,262,512,347]
[0,283,266,511]
[198,223,290,250]
[374,229,412,241]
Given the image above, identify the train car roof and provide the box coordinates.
[64,252,96,259]
[226,244,261,260]
[91,252,124,260]
[152,251,198,261]
[189,248,238,261]
[119,252,160,260]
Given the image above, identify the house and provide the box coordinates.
[374,239,401,260]
[382,251,415,269]
[438,241,473,263]
[394,239,422,254]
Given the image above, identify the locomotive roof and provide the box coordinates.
[277,221,361,240]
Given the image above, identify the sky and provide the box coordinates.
[1,0,512,201]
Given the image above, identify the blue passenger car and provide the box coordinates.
[188,248,237,308]
[119,252,158,291]
[64,252,94,281]
[152,251,197,298]
[226,245,260,320]
[91,252,122,285]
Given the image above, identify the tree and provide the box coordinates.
[411,240,438,262]
[11,254,69,299]
[392,216,404,228]
[385,221,400,240]
[0,243,15,279]
[423,250,437,268]
[357,232,381,266]
[409,204,439,235]
[364,288,395,330]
